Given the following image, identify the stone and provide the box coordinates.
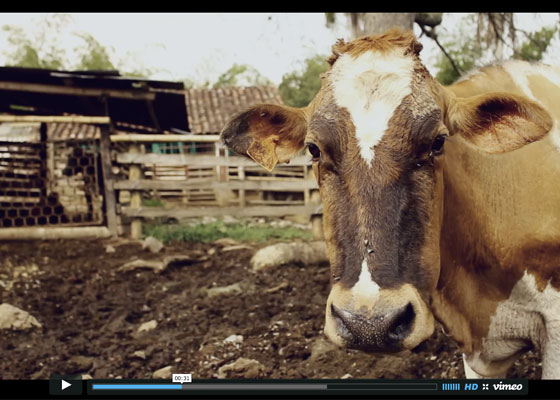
[221,245,252,252]
[309,336,339,362]
[217,358,266,379]
[205,283,243,298]
[132,350,147,360]
[68,355,94,372]
[223,334,244,344]
[138,320,158,333]
[142,236,164,253]
[152,365,172,379]
[251,241,328,271]
[0,303,42,330]
[213,238,240,247]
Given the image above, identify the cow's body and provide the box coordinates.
[437,61,560,378]
[221,30,560,378]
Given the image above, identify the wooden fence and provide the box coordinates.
[110,134,322,239]
[0,122,323,240]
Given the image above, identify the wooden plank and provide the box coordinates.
[121,204,323,219]
[238,166,246,207]
[99,125,118,236]
[247,200,305,206]
[116,153,312,167]
[113,179,318,191]
[0,115,111,124]
[128,143,143,239]
[0,81,155,101]
[0,196,40,203]
[0,226,111,240]
[110,134,220,143]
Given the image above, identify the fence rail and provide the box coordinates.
[114,137,322,239]
[114,179,318,191]
[116,153,312,167]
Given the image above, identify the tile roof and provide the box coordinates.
[184,85,284,135]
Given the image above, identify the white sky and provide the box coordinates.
[0,13,557,85]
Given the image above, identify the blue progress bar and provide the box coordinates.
[92,384,182,390]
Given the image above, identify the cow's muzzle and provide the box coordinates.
[324,283,434,353]
[330,302,415,352]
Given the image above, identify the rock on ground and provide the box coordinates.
[152,365,172,379]
[142,236,164,253]
[0,303,42,330]
[251,241,328,271]
[217,358,267,378]
[137,320,158,333]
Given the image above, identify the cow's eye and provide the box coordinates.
[306,143,321,160]
[430,134,447,156]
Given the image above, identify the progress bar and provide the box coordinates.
[91,383,437,391]
[93,384,183,390]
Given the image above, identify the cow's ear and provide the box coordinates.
[221,104,308,171]
[446,92,553,153]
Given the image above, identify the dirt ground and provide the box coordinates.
[0,238,542,380]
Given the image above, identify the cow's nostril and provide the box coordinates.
[387,303,415,341]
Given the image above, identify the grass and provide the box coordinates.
[143,197,165,207]
[143,219,312,244]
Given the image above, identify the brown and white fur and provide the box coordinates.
[221,29,560,379]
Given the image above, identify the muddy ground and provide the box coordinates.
[0,238,542,380]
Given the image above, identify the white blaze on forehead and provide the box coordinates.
[351,258,381,299]
[330,48,416,164]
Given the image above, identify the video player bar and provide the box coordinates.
[86,379,528,396]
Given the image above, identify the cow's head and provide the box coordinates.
[221,29,553,353]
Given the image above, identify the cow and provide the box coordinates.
[220,29,560,379]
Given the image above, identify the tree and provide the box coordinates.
[279,55,329,107]
[213,64,270,89]
[326,13,443,37]
[74,32,115,71]
[434,15,558,85]
[1,13,153,78]
[514,26,557,62]
[2,14,70,69]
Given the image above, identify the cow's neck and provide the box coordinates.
[431,134,560,354]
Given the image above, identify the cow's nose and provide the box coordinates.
[331,302,416,352]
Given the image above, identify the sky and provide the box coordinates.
[0,13,558,85]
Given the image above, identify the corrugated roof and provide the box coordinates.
[184,86,284,135]
[47,122,100,141]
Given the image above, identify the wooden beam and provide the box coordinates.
[113,179,318,191]
[0,115,111,124]
[0,81,155,100]
[121,204,323,219]
[116,153,312,167]
[110,134,220,143]
[99,125,118,236]
[128,143,144,239]
[0,226,111,240]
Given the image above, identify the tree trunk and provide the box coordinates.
[359,13,416,36]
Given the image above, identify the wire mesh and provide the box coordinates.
[0,137,104,228]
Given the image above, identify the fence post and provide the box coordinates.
[310,190,323,240]
[238,166,246,207]
[308,167,323,240]
[99,124,118,236]
[128,143,143,239]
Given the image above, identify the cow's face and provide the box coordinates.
[221,29,552,353]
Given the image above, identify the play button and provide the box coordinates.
[49,375,82,395]
[61,380,71,391]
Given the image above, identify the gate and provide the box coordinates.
[0,116,115,239]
